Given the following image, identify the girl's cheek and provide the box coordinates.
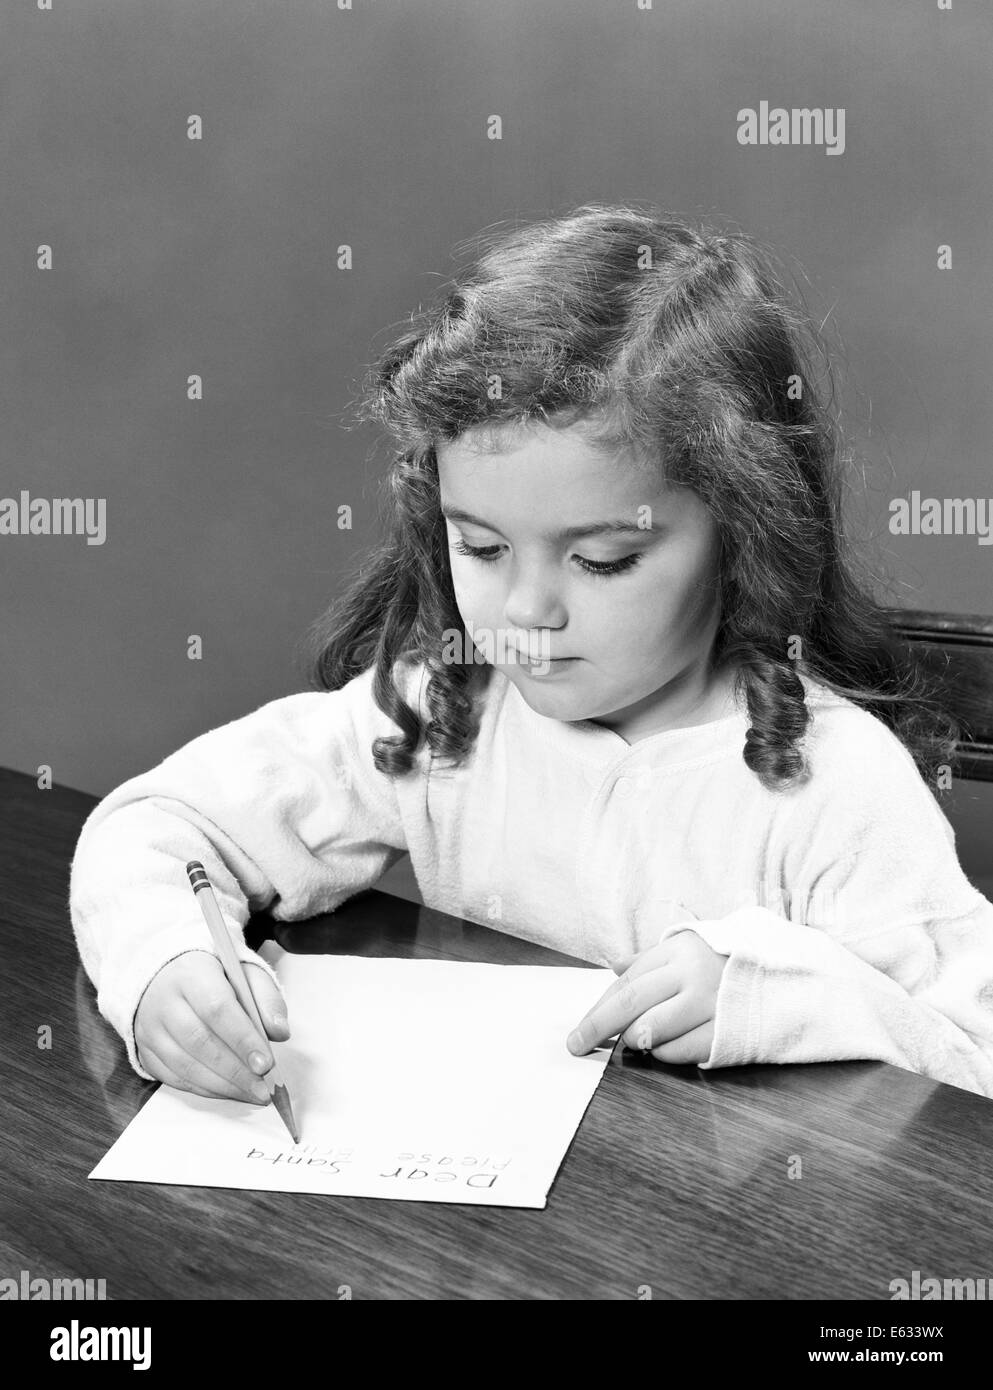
[449,565,473,599]
[452,563,495,603]
[450,576,487,623]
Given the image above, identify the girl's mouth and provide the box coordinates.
[517,656,580,675]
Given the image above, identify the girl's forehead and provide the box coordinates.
[436,432,694,530]
[437,416,654,472]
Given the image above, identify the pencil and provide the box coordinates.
[185,860,300,1144]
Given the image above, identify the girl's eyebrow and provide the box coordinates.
[440,505,654,541]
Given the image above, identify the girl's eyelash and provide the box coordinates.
[451,538,642,577]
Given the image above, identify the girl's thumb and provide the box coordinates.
[245,963,291,1039]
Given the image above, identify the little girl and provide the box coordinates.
[69,204,993,1105]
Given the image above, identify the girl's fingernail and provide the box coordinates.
[248,1050,270,1075]
[567,1030,583,1052]
[272,1011,288,1030]
[252,1080,271,1103]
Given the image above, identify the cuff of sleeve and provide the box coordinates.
[666,925,761,1069]
[655,907,907,1073]
[654,913,768,1069]
[97,916,285,1081]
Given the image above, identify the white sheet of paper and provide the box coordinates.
[89,953,618,1208]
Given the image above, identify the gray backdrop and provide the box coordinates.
[3,0,990,895]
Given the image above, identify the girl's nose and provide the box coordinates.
[504,571,567,632]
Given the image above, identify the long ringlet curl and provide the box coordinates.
[299,204,958,791]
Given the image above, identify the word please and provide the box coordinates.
[0,490,106,545]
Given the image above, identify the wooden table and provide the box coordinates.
[3,765,993,1302]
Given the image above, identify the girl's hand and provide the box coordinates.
[566,932,729,1064]
[134,951,290,1103]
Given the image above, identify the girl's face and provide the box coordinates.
[436,418,730,742]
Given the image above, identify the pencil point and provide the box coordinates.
[271,1083,300,1145]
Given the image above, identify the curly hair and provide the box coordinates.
[300,203,958,792]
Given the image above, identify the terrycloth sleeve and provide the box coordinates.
[658,713,993,1098]
[69,661,420,1079]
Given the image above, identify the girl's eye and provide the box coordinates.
[451,538,642,577]
[451,539,504,564]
